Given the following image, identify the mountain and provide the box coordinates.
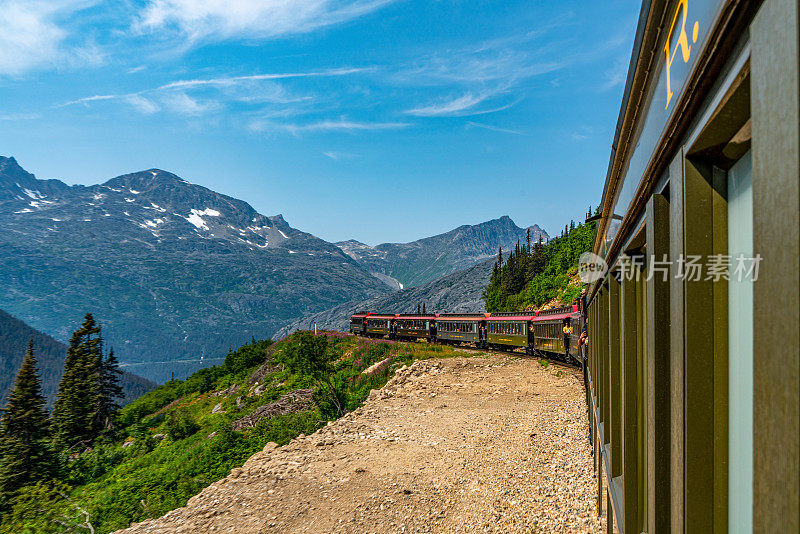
[274,257,494,338]
[0,308,156,408]
[336,216,548,288]
[0,157,390,382]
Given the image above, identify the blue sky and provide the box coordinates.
[0,0,638,245]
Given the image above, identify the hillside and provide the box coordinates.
[483,219,596,312]
[0,308,156,408]
[0,156,390,382]
[117,355,601,533]
[0,332,469,534]
[274,258,494,338]
[337,216,548,289]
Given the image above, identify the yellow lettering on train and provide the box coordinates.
[664,0,699,109]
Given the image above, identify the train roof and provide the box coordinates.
[437,314,487,321]
[536,304,578,317]
[395,315,436,320]
[487,313,537,321]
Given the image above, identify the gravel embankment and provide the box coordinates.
[117,355,603,533]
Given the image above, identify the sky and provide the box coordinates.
[0,0,639,245]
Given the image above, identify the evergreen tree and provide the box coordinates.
[416,303,421,314]
[93,348,123,439]
[51,314,102,452]
[526,228,531,252]
[422,303,426,314]
[569,220,575,232]
[0,340,54,505]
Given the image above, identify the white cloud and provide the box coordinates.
[157,67,366,91]
[465,121,523,135]
[0,112,43,120]
[125,94,160,114]
[251,118,409,135]
[406,93,521,118]
[162,92,220,115]
[0,1,101,76]
[136,0,395,43]
[405,93,489,117]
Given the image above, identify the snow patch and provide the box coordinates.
[289,250,297,254]
[93,193,105,201]
[22,188,44,200]
[399,282,404,289]
[183,208,220,231]
[51,218,62,221]
[14,208,33,214]
[278,230,289,239]
[129,189,140,194]
[124,198,135,203]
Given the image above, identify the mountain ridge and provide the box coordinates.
[336,215,548,288]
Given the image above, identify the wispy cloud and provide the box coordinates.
[251,118,410,136]
[0,0,103,76]
[0,112,43,121]
[323,150,359,160]
[125,94,160,114]
[136,0,397,44]
[405,93,489,117]
[162,92,220,115]
[465,121,523,135]
[157,67,367,91]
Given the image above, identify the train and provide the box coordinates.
[349,304,583,365]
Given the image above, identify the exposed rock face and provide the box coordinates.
[274,258,494,338]
[336,216,548,289]
[0,156,389,382]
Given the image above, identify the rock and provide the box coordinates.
[235,396,243,408]
[212,403,224,414]
[152,434,166,441]
[208,431,217,439]
[263,442,278,453]
[122,439,135,448]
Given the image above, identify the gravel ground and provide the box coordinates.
[116,355,604,533]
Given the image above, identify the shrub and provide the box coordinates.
[164,410,199,441]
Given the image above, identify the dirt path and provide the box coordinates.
[117,355,602,533]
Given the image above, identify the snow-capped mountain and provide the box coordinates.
[0,156,389,382]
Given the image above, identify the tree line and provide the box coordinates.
[483,209,598,312]
[0,313,122,509]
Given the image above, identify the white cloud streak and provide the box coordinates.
[136,0,396,44]
[465,121,523,135]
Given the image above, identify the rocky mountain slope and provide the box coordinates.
[0,308,156,407]
[274,258,494,338]
[0,156,389,382]
[337,216,548,288]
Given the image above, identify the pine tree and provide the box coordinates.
[422,303,426,314]
[570,220,575,232]
[416,304,421,314]
[0,340,54,505]
[526,228,531,252]
[51,314,102,452]
[93,348,123,440]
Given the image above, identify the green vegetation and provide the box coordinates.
[482,214,597,312]
[0,331,466,533]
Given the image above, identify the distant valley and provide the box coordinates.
[0,308,155,407]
